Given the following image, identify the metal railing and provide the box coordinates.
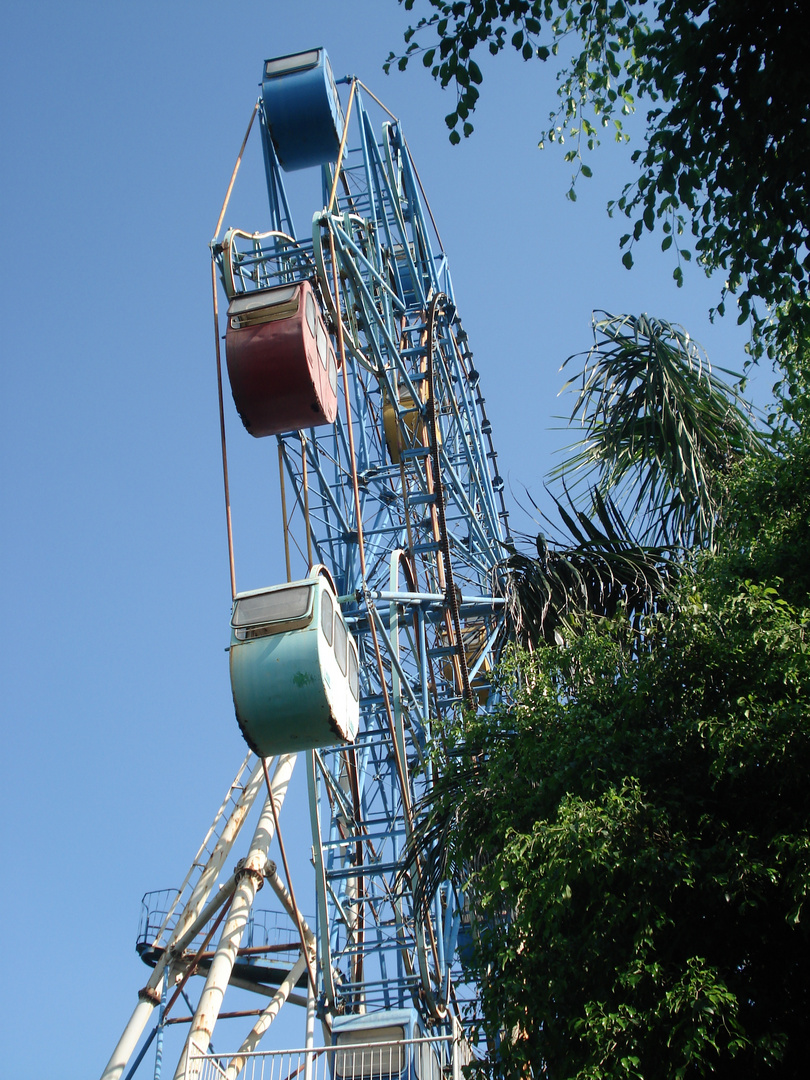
[185,1033,469,1080]
[137,894,304,964]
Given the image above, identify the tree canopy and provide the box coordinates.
[408,317,810,1075]
[427,376,810,1074]
[552,313,765,549]
[387,0,810,342]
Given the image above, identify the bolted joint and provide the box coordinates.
[234,858,265,891]
[137,984,162,1006]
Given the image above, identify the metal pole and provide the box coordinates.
[223,952,310,1079]
[279,442,292,582]
[300,432,313,569]
[264,861,316,952]
[102,870,242,1080]
[304,971,316,1080]
[212,101,259,243]
[174,754,296,1080]
[153,972,168,1080]
[211,256,237,600]
[101,994,164,1080]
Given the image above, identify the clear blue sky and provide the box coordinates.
[1,2,765,1076]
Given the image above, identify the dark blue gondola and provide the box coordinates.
[262,48,345,171]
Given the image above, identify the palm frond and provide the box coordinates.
[403,741,491,922]
[496,489,672,651]
[552,312,767,549]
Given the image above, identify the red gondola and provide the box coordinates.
[225,280,339,438]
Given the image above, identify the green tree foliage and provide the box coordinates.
[430,431,810,1074]
[387,0,810,339]
[412,329,810,1075]
[386,10,810,1068]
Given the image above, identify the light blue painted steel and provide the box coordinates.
[213,48,512,1036]
[332,1006,420,1055]
[152,975,167,1080]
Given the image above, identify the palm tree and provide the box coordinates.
[495,312,767,651]
[551,312,766,550]
[496,488,670,650]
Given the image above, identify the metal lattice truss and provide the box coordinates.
[102,72,509,1080]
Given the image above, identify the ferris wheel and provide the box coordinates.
[101,47,510,1080]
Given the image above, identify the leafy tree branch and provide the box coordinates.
[387,0,810,345]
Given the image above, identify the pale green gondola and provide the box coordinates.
[229,568,360,757]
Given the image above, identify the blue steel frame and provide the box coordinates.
[213,65,510,1034]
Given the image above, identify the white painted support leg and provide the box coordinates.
[100,993,163,1080]
[175,754,296,1080]
[223,951,310,1079]
[100,758,265,1080]
[304,974,316,1080]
